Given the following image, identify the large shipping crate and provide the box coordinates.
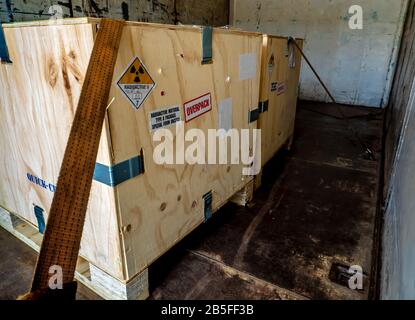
[258,35,303,167]
[0,18,263,299]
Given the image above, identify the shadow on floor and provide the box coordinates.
[149,101,383,300]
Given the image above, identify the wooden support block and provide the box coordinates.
[1,206,150,300]
[230,178,254,207]
[0,206,42,251]
[0,206,14,231]
[254,171,263,191]
[284,135,294,151]
[78,263,149,300]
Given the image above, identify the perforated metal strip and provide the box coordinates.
[31,19,124,291]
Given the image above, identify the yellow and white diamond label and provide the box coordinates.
[117,57,156,110]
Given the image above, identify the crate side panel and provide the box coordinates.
[106,25,262,279]
[259,37,302,166]
[0,23,124,280]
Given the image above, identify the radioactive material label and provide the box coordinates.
[117,57,156,110]
[149,105,181,131]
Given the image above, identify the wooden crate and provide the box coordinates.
[0,18,262,299]
[258,35,303,168]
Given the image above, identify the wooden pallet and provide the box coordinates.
[254,171,263,191]
[0,206,148,300]
[0,177,255,300]
[230,177,254,206]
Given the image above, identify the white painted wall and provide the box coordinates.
[231,0,408,107]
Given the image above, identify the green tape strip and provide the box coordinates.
[0,23,12,64]
[202,26,213,64]
[93,156,144,187]
[203,191,213,222]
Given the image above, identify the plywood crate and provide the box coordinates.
[258,35,303,169]
[0,18,263,299]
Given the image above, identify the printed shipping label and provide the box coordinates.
[117,57,156,110]
[149,105,181,131]
[27,173,56,193]
[184,93,212,122]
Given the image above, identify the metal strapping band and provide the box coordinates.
[0,23,12,64]
[202,26,213,64]
[203,191,213,222]
[93,156,144,187]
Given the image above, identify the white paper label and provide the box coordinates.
[218,98,233,132]
[149,105,181,131]
[239,53,257,81]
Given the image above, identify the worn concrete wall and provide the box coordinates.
[382,0,415,300]
[0,0,229,25]
[176,0,229,26]
[231,0,408,108]
[0,0,174,22]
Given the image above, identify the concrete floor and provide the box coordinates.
[0,101,383,300]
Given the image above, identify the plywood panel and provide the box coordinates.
[0,22,124,280]
[107,24,262,278]
[259,36,302,166]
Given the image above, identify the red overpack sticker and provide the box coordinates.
[184,93,212,122]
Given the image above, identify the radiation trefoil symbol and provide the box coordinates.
[117,57,156,110]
